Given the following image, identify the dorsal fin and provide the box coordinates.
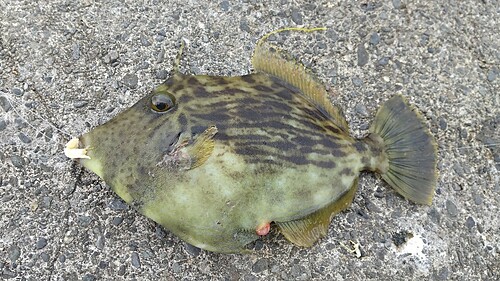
[251,28,348,132]
[173,39,186,74]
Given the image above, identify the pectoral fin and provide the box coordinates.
[276,179,358,247]
[187,126,218,169]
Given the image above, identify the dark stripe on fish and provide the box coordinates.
[194,86,211,97]
[241,75,256,84]
[178,113,188,127]
[265,100,293,112]
[324,125,342,134]
[252,85,275,93]
[214,88,250,95]
[191,112,232,122]
[242,151,337,169]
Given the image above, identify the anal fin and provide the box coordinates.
[276,179,358,247]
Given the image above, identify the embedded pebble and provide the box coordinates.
[103,50,119,64]
[357,44,369,66]
[140,34,151,46]
[184,243,201,257]
[438,117,448,130]
[304,3,316,10]
[72,44,80,60]
[487,68,497,82]
[248,239,264,251]
[2,268,16,278]
[370,33,380,45]
[3,195,14,203]
[155,225,166,239]
[82,274,97,281]
[109,198,129,211]
[0,96,12,112]
[172,261,182,273]
[78,215,92,227]
[0,120,6,131]
[36,237,48,249]
[112,216,123,225]
[122,73,138,89]
[465,216,475,229]
[355,103,369,117]
[220,0,230,11]
[117,265,126,276]
[18,132,32,143]
[392,0,402,9]
[156,69,168,80]
[156,50,165,64]
[352,77,363,87]
[73,100,88,108]
[434,267,449,281]
[14,118,27,129]
[138,61,150,70]
[378,57,390,66]
[99,260,109,269]
[11,87,23,96]
[42,196,52,208]
[41,252,49,262]
[158,29,167,37]
[131,252,141,268]
[239,19,250,32]
[326,29,339,42]
[96,235,105,250]
[252,258,269,273]
[428,47,437,54]
[453,163,465,177]
[290,264,309,279]
[43,128,53,140]
[361,3,378,11]
[291,9,303,25]
[8,245,21,263]
[473,194,483,205]
[446,200,458,217]
[364,197,381,213]
[10,155,25,168]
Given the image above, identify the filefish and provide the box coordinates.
[65,28,437,253]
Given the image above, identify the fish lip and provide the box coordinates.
[64,137,90,159]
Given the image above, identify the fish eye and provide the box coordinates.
[150,93,176,113]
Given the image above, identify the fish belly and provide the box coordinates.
[140,142,363,252]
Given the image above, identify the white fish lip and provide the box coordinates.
[64,137,91,159]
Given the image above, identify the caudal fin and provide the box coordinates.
[369,95,437,205]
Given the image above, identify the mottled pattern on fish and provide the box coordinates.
[69,29,437,253]
[80,73,386,251]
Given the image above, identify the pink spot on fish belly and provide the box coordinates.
[256,222,270,236]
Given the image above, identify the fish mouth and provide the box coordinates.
[64,137,90,160]
[64,136,104,178]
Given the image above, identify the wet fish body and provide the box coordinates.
[67,30,437,253]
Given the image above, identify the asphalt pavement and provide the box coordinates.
[1,1,498,280]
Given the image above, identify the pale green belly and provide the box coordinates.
[140,143,363,252]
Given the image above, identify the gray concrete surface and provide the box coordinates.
[1,1,498,280]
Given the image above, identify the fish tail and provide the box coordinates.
[366,95,437,205]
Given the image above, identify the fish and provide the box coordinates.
[65,28,437,253]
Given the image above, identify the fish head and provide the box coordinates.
[68,75,192,185]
